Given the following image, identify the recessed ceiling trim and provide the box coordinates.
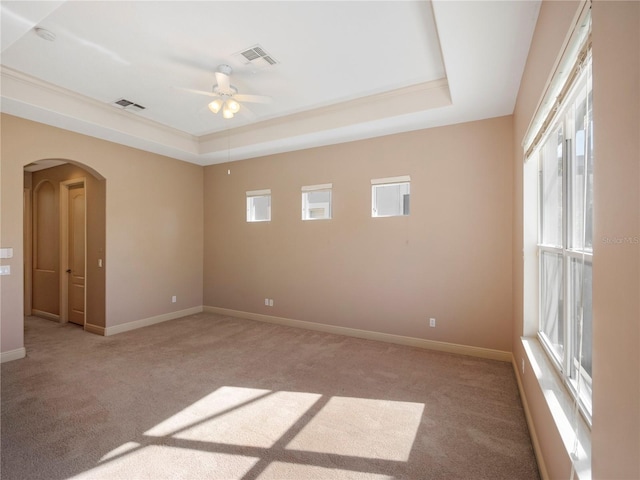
[198,78,451,154]
[1,66,197,152]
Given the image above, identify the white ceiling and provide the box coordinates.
[1,1,540,166]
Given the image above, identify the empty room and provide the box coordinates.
[1,1,638,479]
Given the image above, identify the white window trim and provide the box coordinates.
[371,175,410,185]
[246,189,271,197]
[301,183,332,192]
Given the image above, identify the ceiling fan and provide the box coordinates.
[181,64,272,119]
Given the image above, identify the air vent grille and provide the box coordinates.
[115,99,133,107]
[112,98,146,112]
[236,44,278,68]
[241,49,260,61]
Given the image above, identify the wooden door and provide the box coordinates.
[68,184,85,325]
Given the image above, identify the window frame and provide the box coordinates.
[371,175,410,218]
[301,183,332,221]
[246,189,271,223]
[536,52,593,423]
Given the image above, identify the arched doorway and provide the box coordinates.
[24,159,106,334]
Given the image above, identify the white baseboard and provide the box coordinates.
[1,347,26,363]
[203,306,512,362]
[84,323,106,336]
[105,306,204,336]
[512,356,549,480]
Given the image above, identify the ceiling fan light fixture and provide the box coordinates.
[226,99,240,114]
[222,107,234,119]
[208,98,223,114]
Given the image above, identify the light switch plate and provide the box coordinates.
[0,248,13,259]
[0,265,11,275]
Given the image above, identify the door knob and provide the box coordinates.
[66,269,71,273]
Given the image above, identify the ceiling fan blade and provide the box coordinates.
[215,71,231,91]
[173,86,216,97]
[238,103,257,120]
[234,94,273,104]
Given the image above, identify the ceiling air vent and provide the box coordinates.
[235,44,278,68]
[112,98,146,112]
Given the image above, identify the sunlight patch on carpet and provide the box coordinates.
[86,388,424,478]
[286,396,424,461]
[257,462,396,479]
[144,386,270,437]
[145,386,321,448]
[71,446,259,479]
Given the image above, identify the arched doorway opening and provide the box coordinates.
[24,159,106,334]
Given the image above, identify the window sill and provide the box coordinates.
[521,337,591,480]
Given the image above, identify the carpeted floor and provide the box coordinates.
[1,313,540,479]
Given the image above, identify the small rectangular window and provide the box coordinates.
[371,176,410,217]
[246,189,271,222]
[302,183,332,220]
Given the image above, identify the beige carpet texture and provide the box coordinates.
[1,313,540,479]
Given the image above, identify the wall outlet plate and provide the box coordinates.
[0,265,11,275]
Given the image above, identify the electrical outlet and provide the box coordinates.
[171,296,177,303]
[0,265,10,275]
[429,317,436,328]
[265,298,269,306]
[269,299,274,307]
[521,358,525,375]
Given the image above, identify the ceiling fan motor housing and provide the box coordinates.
[213,85,238,97]
[217,64,233,76]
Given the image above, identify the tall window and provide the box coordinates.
[537,53,593,419]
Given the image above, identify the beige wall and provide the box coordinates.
[513,1,640,478]
[204,116,514,352]
[591,2,639,478]
[1,114,204,352]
